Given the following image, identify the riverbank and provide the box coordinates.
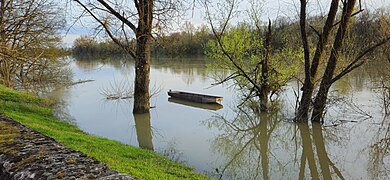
[0,85,208,179]
[0,114,135,179]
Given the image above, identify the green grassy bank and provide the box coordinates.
[0,85,208,179]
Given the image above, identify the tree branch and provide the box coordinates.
[309,24,321,37]
[210,71,240,86]
[97,0,137,32]
[73,0,136,59]
[331,36,390,84]
[205,0,262,93]
[299,0,311,81]
[333,9,364,27]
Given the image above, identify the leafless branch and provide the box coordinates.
[331,36,390,84]
[333,9,365,27]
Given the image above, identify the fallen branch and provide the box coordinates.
[324,119,358,127]
[71,79,95,86]
[106,95,133,100]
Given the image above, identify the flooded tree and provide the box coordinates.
[0,0,67,88]
[296,0,390,123]
[205,0,301,112]
[204,0,389,120]
[73,0,182,113]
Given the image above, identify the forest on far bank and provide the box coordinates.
[72,8,389,59]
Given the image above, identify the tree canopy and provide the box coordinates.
[0,0,68,88]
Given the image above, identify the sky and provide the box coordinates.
[61,0,390,47]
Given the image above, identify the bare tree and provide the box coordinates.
[72,0,183,113]
[0,0,66,88]
[204,0,299,112]
[296,0,342,122]
[297,0,390,123]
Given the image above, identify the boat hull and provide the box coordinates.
[167,91,223,104]
[168,98,223,111]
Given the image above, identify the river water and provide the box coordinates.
[49,57,389,179]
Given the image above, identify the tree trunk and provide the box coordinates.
[259,20,272,112]
[311,0,356,122]
[296,84,313,122]
[133,34,151,114]
[131,0,153,114]
[296,0,340,122]
[296,0,312,122]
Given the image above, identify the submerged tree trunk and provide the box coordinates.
[295,0,313,122]
[296,0,312,122]
[74,0,156,114]
[296,0,340,122]
[133,1,153,114]
[311,0,356,122]
[133,33,151,113]
[296,85,313,122]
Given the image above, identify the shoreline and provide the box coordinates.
[0,85,208,179]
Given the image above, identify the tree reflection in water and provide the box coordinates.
[299,124,344,180]
[133,113,154,150]
[369,116,390,178]
[206,102,344,179]
[133,112,186,164]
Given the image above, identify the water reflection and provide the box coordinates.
[74,58,105,71]
[133,113,154,151]
[207,103,281,179]
[207,102,345,179]
[369,117,390,178]
[168,97,223,111]
[52,57,390,179]
[298,123,344,180]
[74,56,210,85]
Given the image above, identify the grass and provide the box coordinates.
[0,85,209,179]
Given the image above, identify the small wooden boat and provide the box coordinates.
[167,90,223,104]
[168,98,223,111]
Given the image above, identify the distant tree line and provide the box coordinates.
[153,23,215,56]
[72,22,215,58]
[72,36,127,58]
[73,10,387,60]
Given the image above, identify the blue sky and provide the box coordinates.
[61,0,390,47]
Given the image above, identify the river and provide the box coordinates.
[48,56,389,179]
